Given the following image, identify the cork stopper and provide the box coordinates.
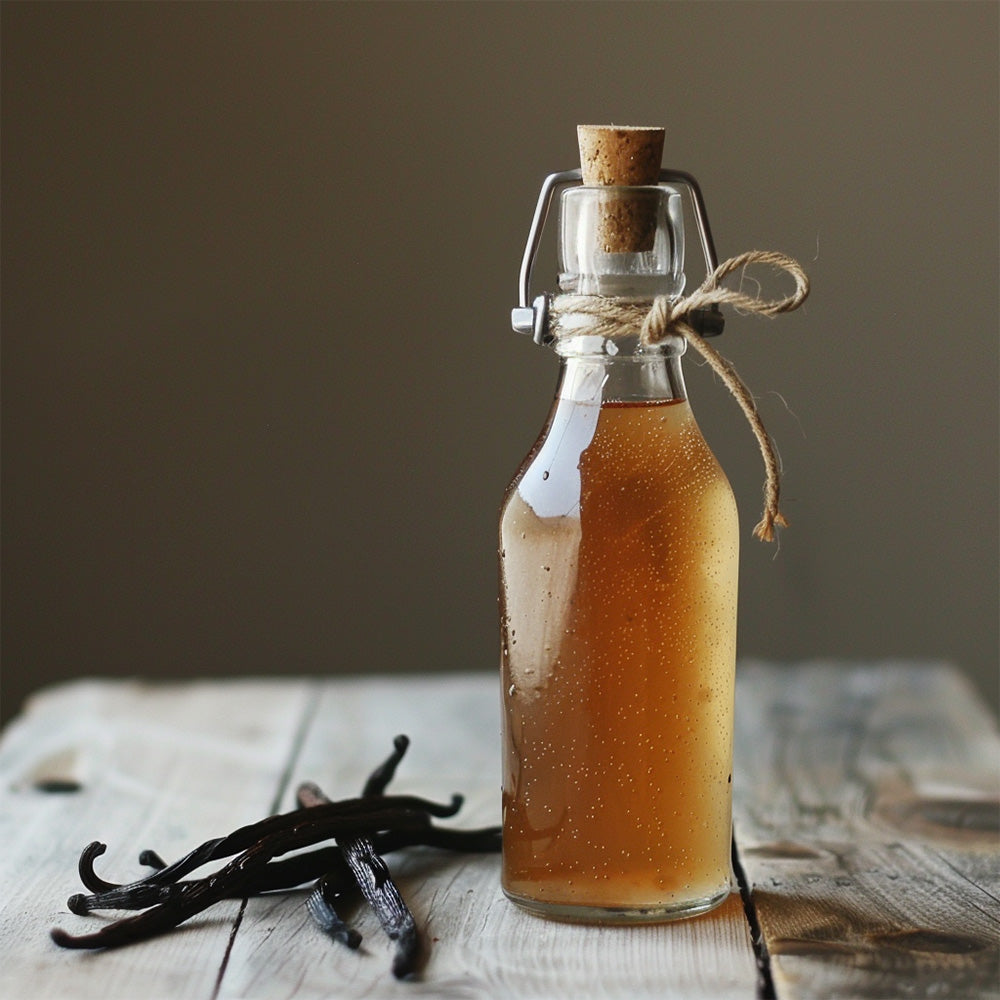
[578,125,665,185]
[577,125,665,253]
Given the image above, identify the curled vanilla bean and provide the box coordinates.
[51,737,501,981]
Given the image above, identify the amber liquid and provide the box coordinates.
[499,396,738,921]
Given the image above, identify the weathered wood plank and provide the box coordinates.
[0,678,317,1000]
[732,660,1000,1000]
[216,674,760,1000]
[9,664,989,1000]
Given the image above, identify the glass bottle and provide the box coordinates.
[499,173,739,923]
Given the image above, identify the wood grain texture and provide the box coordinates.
[732,661,1000,1000]
[2,664,995,999]
[0,674,758,1000]
[0,678,317,1000]
[216,674,759,1000]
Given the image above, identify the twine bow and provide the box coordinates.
[551,250,810,542]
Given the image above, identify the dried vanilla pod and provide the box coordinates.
[51,737,501,983]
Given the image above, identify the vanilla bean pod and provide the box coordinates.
[355,746,423,980]
[54,826,289,950]
[77,837,225,895]
[294,737,414,952]
[72,793,453,902]
[75,842,119,893]
[362,734,410,796]
[135,845,354,896]
[52,805,431,950]
[298,738,423,979]
[344,836,421,979]
[68,848,354,914]
[152,793,458,877]
[52,736,502,980]
[69,825,502,914]
[306,872,362,950]
[296,737,412,953]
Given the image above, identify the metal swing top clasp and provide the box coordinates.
[511,168,725,345]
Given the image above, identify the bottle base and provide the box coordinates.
[502,885,731,925]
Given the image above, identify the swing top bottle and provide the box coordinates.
[499,126,739,923]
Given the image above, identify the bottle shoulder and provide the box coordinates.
[501,396,735,527]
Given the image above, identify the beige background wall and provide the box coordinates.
[3,2,997,725]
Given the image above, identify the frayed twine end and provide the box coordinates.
[645,250,808,545]
[753,511,789,543]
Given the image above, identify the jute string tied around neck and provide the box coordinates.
[549,249,810,542]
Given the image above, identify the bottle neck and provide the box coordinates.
[549,182,689,406]
[554,333,688,405]
[558,185,686,299]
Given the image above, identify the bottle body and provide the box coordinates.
[499,336,738,922]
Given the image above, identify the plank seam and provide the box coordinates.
[932,849,1000,910]
[732,834,777,1000]
[209,680,324,1000]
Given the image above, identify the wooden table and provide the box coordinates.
[1,663,997,999]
